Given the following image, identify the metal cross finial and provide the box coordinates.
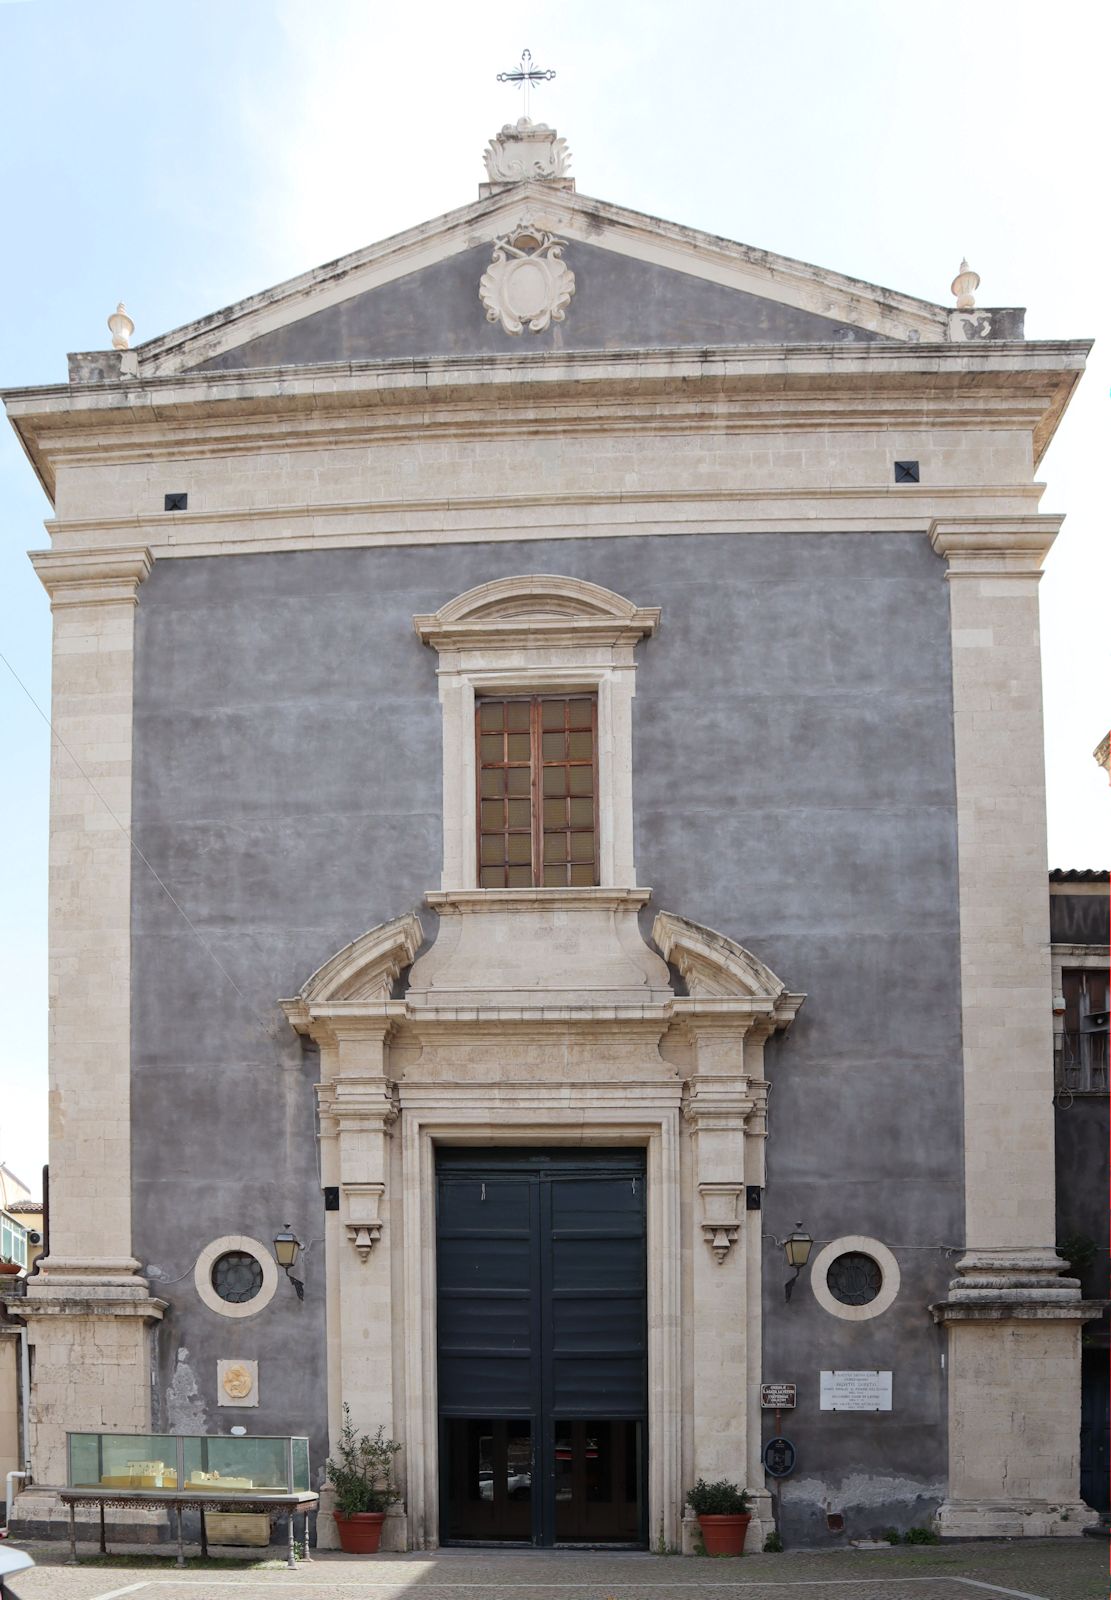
[497,48,555,120]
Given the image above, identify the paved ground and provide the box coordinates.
[4,1540,1108,1600]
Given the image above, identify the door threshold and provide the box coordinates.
[553,1543,647,1551]
[441,1540,535,1549]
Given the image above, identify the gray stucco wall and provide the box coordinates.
[195,240,883,371]
[130,529,961,1539]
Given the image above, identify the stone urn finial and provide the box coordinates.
[107,302,134,350]
[950,259,980,310]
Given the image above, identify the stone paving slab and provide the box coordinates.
[5,1540,1108,1600]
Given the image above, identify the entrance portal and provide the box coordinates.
[436,1148,647,1546]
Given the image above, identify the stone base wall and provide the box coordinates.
[937,1313,1098,1537]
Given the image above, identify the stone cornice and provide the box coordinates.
[424,886,652,913]
[4,340,1088,500]
[29,545,152,606]
[6,1278,167,1321]
[930,1300,1102,1325]
[929,514,1064,576]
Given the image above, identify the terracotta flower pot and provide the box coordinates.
[333,1510,386,1554]
[698,1512,751,1555]
[0,1263,21,1276]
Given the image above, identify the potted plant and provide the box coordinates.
[0,1258,21,1277]
[325,1404,402,1554]
[686,1477,752,1556]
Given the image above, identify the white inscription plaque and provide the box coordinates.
[819,1369,892,1411]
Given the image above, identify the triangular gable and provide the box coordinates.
[135,185,951,378]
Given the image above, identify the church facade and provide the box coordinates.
[3,118,1098,1548]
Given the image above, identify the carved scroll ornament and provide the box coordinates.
[479,222,575,336]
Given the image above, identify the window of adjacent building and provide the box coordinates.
[1058,969,1110,1094]
[477,696,598,888]
[0,1214,27,1268]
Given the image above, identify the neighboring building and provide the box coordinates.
[0,1164,39,1509]
[1,116,1099,1548]
[1051,868,1110,1514]
[0,1163,39,1272]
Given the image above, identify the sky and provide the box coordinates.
[0,0,1108,1188]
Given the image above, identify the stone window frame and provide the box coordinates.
[809,1234,901,1323]
[194,1234,279,1320]
[413,576,659,893]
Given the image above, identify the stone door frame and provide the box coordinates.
[397,1085,683,1550]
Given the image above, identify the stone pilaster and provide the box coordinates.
[10,548,165,1517]
[929,515,1098,1535]
[313,1018,403,1547]
[682,1017,773,1547]
[282,915,421,1552]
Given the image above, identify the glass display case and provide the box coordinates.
[67,1432,311,1496]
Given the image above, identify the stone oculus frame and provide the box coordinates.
[282,578,804,1550]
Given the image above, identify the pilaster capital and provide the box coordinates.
[683,1074,757,1131]
[29,545,153,607]
[928,515,1062,578]
[329,1074,398,1131]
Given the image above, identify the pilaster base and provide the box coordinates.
[932,1255,1100,1540]
[5,1271,166,1488]
[936,1498,1099,1538]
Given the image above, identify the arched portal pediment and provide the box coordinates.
[652,911,804,1029]
[281,911,424,1030]
[281,902,802,1038]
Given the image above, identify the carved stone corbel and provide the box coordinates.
[344,1182,386,1262]
[698,1183,743,1264]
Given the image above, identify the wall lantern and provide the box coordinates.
[273,1224,304,1301]
[782,1221,813,1303]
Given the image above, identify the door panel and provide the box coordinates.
[436,1150,647,1546]
[436,1175,539,1418]
[443,1418,533,1543]
[553,1420,642,1543]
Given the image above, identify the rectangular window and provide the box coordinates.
[1057,968,1110,1094]
[477,696,598,888]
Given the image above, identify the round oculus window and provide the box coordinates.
[211,1250,264,1305]
[826,1251,883,1307]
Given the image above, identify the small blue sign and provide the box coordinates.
[762,1436,796,1478]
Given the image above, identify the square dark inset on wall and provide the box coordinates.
[893,460,920,483]
[746,1186,762,1210]
[323,1186,340,1211]
[163,492,188,511]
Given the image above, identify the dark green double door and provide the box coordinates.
[436,1148,647,1547]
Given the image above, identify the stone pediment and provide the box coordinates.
[412,574,660,654]
[121,183,1005,381]
[281,912,423,1028]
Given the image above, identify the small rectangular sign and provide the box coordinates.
[760,1383,796,1409]
[819,1370,892,1411]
